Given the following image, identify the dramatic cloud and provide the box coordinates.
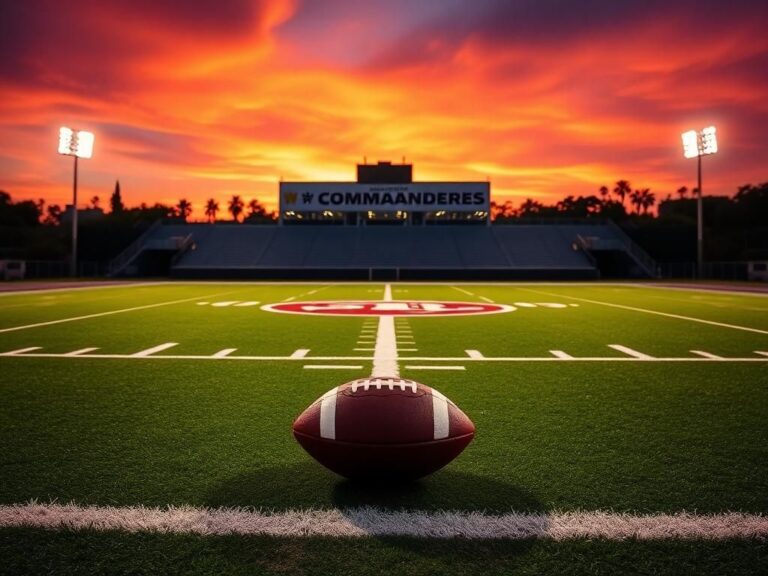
[1,0,766,215]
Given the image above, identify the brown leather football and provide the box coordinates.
[293,377,475,480]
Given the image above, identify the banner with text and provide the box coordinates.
[279,183,490,212]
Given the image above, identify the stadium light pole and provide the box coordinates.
[681,126,717,279]
[58,127,95,277]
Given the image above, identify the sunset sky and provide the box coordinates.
[2,0,767,217]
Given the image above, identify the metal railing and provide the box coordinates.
[107,220,162,277]
[604,220,659,278]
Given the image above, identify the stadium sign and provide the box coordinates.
[279,183,490,212]
[262,301,514,316]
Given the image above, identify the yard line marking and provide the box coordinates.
[465,350,484,359]
[65,347,99,356]
[756,351,768,357]
[2,504,767,540]
[233,301,260,307]
[354,348,375,351]
[518,287,768,335]
[282,296,295,302]
[0,292,237,334]
[406,365,466,371]
[690,350,724,359]
[479,296,495,303]
[371,284,399,377]
[2,352,766,362]
[211,301,239,307]
[550,350,574,360]
[304,365,363,370]
[132,342,179,357]
[399,348,418,352]
[1,347,41,355]
[608,344,654,359]
[212,348,237,358]
[290,349,310,359]
[452,286,475,297]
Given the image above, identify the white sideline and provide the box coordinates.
[518,287,768,335]
[0,292,236,334]
[1,503,766,540]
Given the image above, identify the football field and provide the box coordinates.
[0,281,767,575]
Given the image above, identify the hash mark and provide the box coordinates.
[465,349,484,359]
[690,350,723,359]
[608,344,654,359]
[550,350,573,359]
[131,343,179,357]
[290,349,310,359]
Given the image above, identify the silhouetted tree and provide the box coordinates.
[639,189,656,214]
[176,198,192,222]
[205,198,219,223]
[110,180,124,214]
[629,189,642,214]
[599,185,610,203]
[519,198,543,217]
[90,195,100,210]
[676,186,688,200]
[43,204,63,225]
[246,198,268,218]
[228,195,244,222]
[613,180,631,208]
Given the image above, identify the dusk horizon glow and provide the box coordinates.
[2,0,767,216]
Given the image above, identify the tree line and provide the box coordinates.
[488,180,731,220]
[0,180,277,227]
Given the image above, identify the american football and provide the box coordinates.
[293,377,475,480]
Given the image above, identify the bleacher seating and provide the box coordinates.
[111,220,659,279]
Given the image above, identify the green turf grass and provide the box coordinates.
[0,281,766,574]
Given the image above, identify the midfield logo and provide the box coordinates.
[261,301,515,317]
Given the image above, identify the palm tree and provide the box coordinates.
[90,195,100,210]
[228,195,244,222]
[640,190,656,214]
[599,185,610,203]
[176,198,192,222]
[247,198,268,219]
[204,198,219,223]
[629,189,643,214]
[676,186,688,200]
[613,180,631,208]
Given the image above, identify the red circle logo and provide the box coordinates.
[261,301,515,317]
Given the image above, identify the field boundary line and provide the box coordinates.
[0,291,238,334]
[1,503,766,540]
[0,282,165,297]
[518,287,768,335]
[2,352,766,362]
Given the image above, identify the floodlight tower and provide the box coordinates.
[58,127,95,277]
[681,126,717,279]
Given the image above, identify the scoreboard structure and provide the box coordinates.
[279,161,490,226]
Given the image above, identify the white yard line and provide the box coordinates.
[304,365,363,370]
[406,366,466,371]
[64,347,99,356]
[608,345,655,360]
[131,343,178,357]
[518,287,768,335]
[1,503,766,540]
[371,284,399,377]
[465,350,485,359]
[290,349,310,359]
[1,351,767,363]
[452,286,476,297]
[212,348,237,358]
[0,292,236,334]
[550,350,574,359]
[690,350,724,359]
[755,351,768,357]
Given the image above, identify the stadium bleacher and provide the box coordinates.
[109,221,657,280]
